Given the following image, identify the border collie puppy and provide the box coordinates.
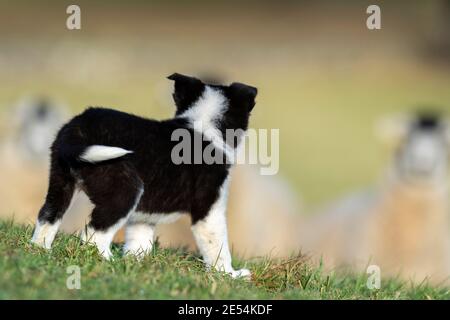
[31,73,257,278]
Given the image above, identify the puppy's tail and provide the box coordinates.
[79,145,133,163]
[59,144,133,164]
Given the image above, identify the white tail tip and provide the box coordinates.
[80,145,133,163]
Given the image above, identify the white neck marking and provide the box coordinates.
[178,86,234,162]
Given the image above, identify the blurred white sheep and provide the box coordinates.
[299,112,450,284]
[0,97,83,224]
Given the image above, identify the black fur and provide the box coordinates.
[37,74,257,232]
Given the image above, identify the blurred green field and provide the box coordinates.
[1,1,450,207]
[2,63,449,208]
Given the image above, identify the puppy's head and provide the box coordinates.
[168,73,257,142]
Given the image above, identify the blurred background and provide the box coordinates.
[1,0,450,283]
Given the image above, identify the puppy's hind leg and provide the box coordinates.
[32,157,75,249]
[191,180,251,279]
[80,163,143,260]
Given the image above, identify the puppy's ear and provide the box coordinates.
[229,82,258,112]
[167,73,205,114]
[375,114,411,149]
[167,73,196,82]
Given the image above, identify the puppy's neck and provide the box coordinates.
[177,86,226,132]
[177,86,236,161]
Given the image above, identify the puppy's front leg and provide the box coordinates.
[191,182,251,279]
[124,222,155,259]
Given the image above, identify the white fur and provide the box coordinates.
[31,219,62,249]
[123,223,155,259]
[79,145,133,163]
[179,86,234,162]
[190,178,250,279]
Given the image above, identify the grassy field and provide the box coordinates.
[1,220,449,300]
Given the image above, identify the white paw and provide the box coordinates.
[31,220,61,249]
[100,248,113,260]
[30,238,51,250]
[78,228,113,260]
[123,246,150,260]
[79,227,95,243]
[230,268,252,279]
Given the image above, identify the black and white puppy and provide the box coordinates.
[31,73,257,278]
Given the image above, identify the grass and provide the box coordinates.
[1,220,449,299]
